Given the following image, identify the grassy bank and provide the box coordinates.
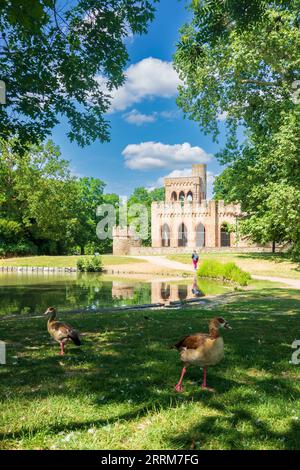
[168,253,300,279]
[0,256,144,268]
[198,259,251,286]
[1,288,299,450]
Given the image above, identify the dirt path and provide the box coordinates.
[251,275,300,289]
[104,255,192,279]
[135,255,194,272]
[130,256,300,289]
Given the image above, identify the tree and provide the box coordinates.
[71,178,119,254]
[0,0,158,146]
[72,177,106,254]
[128,186,165,245]
[0,137,78,255]
[0,137,121,255]
[174,0,300,256]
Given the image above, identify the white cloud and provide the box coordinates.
[122,142,212,171]
[122,108,180,126]
[160,110,180,120]
[156,168,192,186]
[104,58,181,112]
[123,109,157,125]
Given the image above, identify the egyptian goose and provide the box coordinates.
[44,307,81,355]
[174,317,231,392]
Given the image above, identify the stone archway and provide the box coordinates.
[178,223,188,247]
[161,283,170,301]
[179,191,185,202]
[220,222,231,247]
[161,223,171,247]
[178,285,188,300]
[171,191,177,202]
[196,222,205,248]
[187,191,193,203]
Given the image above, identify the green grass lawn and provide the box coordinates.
[1,287,299,450]
[0,255,144,268]
[168,253,300,279]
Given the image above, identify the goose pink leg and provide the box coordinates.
[175,366,187,392]
[201,367,215,392]
[60,343,65,356]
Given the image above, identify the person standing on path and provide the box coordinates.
[192,250,199,271]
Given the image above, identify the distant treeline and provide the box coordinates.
[0,138,164,257]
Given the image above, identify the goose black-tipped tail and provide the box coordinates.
[69,331,81,346]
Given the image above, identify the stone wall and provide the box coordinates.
[128,246,273,256]
[113,226,142,256]
[151,199,248,249]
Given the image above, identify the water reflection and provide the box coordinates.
[150,277,204,305]
[191,276,204,298]
[0,272,227,316]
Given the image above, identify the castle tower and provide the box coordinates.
[192,164,207,200]
[164,164,207,204]
[112,226,142,255]
[112,227,132,256]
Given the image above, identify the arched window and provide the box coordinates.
[221,222,231,247]
[178,223,188,247]
[171,191,177,202]
[179,191,185,202]
[196,223,205,248]
[161,224,170,247]
[187,191,193,203]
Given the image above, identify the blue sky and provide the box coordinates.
[52,0,227,198]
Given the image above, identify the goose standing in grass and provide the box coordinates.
[174,317,231,393]
[44,307,81,355]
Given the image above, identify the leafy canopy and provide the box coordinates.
[175,0,300,254]
[0,137,118,255]
[0,0,157,146]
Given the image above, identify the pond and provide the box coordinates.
[0,272,230,316]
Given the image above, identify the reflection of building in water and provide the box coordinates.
[112,282,134,300]
[151,282,202,304]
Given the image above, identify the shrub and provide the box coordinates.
[0,240,38,257]
[198,259,251,286]
[77,256,103,273]
[84,242,97,255]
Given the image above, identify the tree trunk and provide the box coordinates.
[272,240,276,253]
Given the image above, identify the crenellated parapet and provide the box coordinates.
[152,199,242,218]
[217,200,244,217]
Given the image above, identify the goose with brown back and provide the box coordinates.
[174,317,231,393]
[44,307,81,355]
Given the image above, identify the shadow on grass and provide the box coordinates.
[166,405,300,450]
[0,287,300,449]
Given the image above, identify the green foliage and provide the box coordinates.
[175,0,300,253]
[0,136,166,257]
[0,240,38,258]
[0,137,118,256]
[0,0,157,146]
[127,186,165,246]
[76,256,103,273]
[198,259,251,286]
